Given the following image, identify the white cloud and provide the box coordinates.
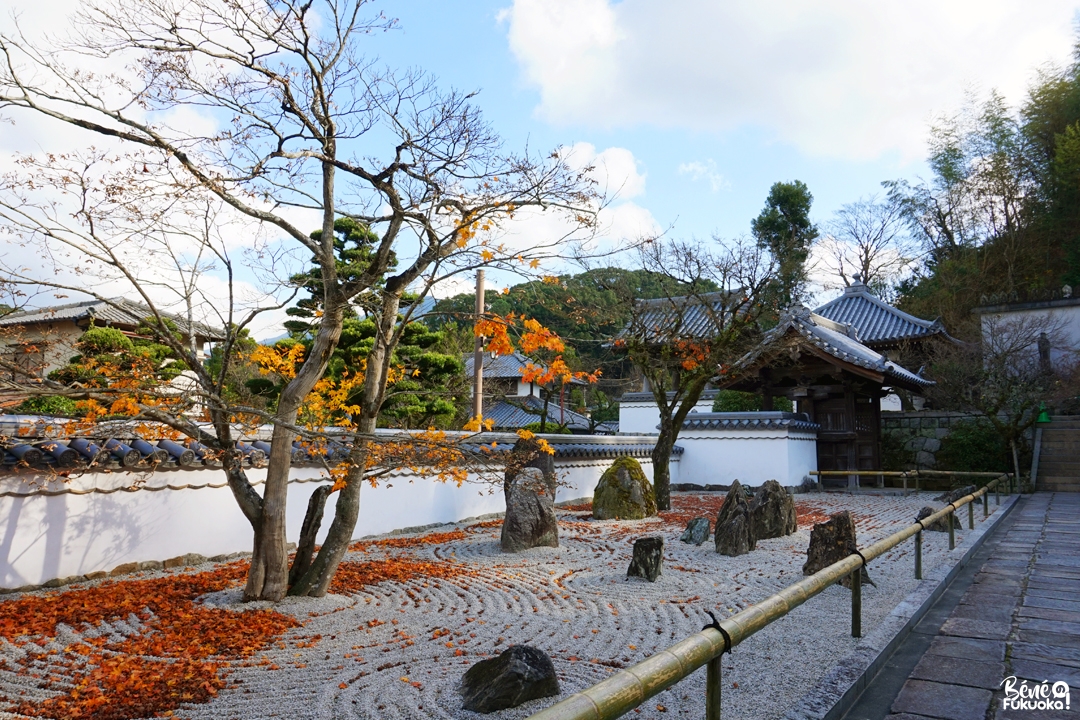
[563,142,647,200]
[502,0,1079,160]
[678,159,729,192]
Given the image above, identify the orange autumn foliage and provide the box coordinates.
[0,563,296,720]
[328,557,476,595]
[0,549,482,719]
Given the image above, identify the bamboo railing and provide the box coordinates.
[526,472,1011,720]
[811,468,1016,495]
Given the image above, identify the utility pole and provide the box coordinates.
[472,269,485,422]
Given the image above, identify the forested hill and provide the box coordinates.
[890,43,1080,338]
[430,268,719,388]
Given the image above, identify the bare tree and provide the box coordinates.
[927,313,1079,480]
[613,238,776,510]
[0,0,599,600]
[816,195,916,296]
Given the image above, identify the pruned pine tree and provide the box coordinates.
[0,0,599,601]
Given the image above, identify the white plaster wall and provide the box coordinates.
[0,454,675,588]
[675,429,817,489]
[618,396,715,435]
[980,305,1080,365]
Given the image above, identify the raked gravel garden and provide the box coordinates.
[0,491,1001,720]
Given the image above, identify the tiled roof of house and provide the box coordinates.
[0,297,225,340]
[482,394,593,432]
[813,277,946,347]
[462,351,535,379]
[625,292,736,342]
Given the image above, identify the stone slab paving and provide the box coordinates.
[843,492,1080,720]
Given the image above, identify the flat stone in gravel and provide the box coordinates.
[460,645,560,713]
[891,679,992,720]
[680,517,710,545]
[627,536,663,582]
[501,467,559,553]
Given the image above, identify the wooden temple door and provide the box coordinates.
[854,394,881,471]
[814,397,855,478]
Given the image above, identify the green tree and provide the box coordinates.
[751,181,818,307]
[432,267,719,389]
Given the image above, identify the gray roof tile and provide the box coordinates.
[735,307,934,389]
[0,297,225,340]
[813,280,946,346]
[482,394,593,431]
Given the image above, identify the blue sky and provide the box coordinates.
[4,0,1080,336]
[356,0,1080,245]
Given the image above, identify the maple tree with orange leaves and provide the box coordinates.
[473,312,600,432]
[0,0,603,603]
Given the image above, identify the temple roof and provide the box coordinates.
[813,276,946,347]
[731,307,934,391]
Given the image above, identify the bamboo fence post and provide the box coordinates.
[915,530,922,580]
[983,491,988,518]
[995,480,1000,506]
[706,656,722,720]
[968,501,974,530]
[948,510,955,550]
[851,568,862,638]
[903,471,908,495]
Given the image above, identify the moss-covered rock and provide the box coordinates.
[592,456,657,520]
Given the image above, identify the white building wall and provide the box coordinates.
[979,301,1080,365]
[0,444,676,588]
[675,426,818,489]
[618,392,717,434]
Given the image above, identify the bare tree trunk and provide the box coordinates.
[290,293,403,597]
[1011,438,1022,490]
[289,484,333,587]
[651,418,676,511]
[244,420,298,601]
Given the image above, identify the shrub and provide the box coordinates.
[936,419,1010,473]
[522,421,572,434]
[712,390,793,413]
[11,395,78,417]
[77,326,134,355]
[880,430,913,471]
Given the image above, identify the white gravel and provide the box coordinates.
[0,491,1000,720]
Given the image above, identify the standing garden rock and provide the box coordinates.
[803,510,872,588]
[714,480,756,556]
[506,435,556,486]
[460,645,560,712]
[592,456,657,520]
[934,485,977,504]
[627,536,664,582]
[916,506,951,532]
[749,480,797,539]
[680,517,711,545]
[501,467,559,553]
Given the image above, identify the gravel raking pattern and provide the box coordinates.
[0,492,998,720]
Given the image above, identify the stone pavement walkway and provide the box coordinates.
[842,492,1080,720]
